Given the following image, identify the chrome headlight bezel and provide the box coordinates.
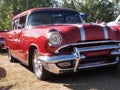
[48,31,62,47]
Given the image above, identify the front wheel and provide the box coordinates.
[32,49,51,80]
[8,49,16,62]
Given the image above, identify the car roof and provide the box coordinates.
[12,7,77,20]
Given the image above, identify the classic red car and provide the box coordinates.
[5,8,120,80]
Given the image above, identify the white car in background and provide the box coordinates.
[107,15,120,26]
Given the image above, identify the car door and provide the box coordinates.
[13,15,28,63]
[7,18,21,57]
[8,15,27,63]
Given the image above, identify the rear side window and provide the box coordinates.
[12,15,27,30]
[19,16,27,28]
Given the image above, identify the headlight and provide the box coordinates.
[48,31,62,47]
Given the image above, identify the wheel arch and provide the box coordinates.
[28,45,37,67]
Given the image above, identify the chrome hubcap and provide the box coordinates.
[33,50,42,77]
[8,50,11,61]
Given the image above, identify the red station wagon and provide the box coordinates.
[5,8,120,80]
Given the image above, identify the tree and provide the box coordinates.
[12,0,54,12]
[112,0,120,17]
[62,0,116,22]
[62,0,77,9]
[0,0,55,31]
[0,0,12,31]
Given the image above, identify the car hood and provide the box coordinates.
[48,24,116,45]
[31,23,117,46]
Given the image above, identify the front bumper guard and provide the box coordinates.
[38,44,120,74]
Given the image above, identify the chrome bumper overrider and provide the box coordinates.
[38,44,120,74]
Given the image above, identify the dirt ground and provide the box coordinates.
[0,49,120,90]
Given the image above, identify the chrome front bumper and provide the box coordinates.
[38,44,120,74]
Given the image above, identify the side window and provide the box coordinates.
[19,16,26,28]
[12,19,19,30]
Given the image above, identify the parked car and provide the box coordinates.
[5,8,120,80]
[107,15,120,26]
[107,15,120,40]
[0,30,7,49]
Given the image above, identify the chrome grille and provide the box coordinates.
[55,40,120,54]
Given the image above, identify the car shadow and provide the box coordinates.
[0,67,7,78]
[0,49,7,55]
[0,85,13,90]
[19,59,120,90]
[47,66,120,90]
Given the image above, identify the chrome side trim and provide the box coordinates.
[102,26,108,39]
[79,25,86,41]
[74,24,86,41]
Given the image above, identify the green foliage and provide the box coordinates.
[62,0,119,22]
[0,0,12,31]
[12,0,54,12]
[0,0,54,31]
[62,0,77,9]
[0,0,120,31]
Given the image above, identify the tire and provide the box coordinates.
[32,49,51,80]
[8,49,16,62]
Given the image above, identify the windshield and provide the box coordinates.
[27,10,83,26]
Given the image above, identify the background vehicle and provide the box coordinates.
[107,15,120,26]
[0,30,7,49]
[5,8,120,80]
